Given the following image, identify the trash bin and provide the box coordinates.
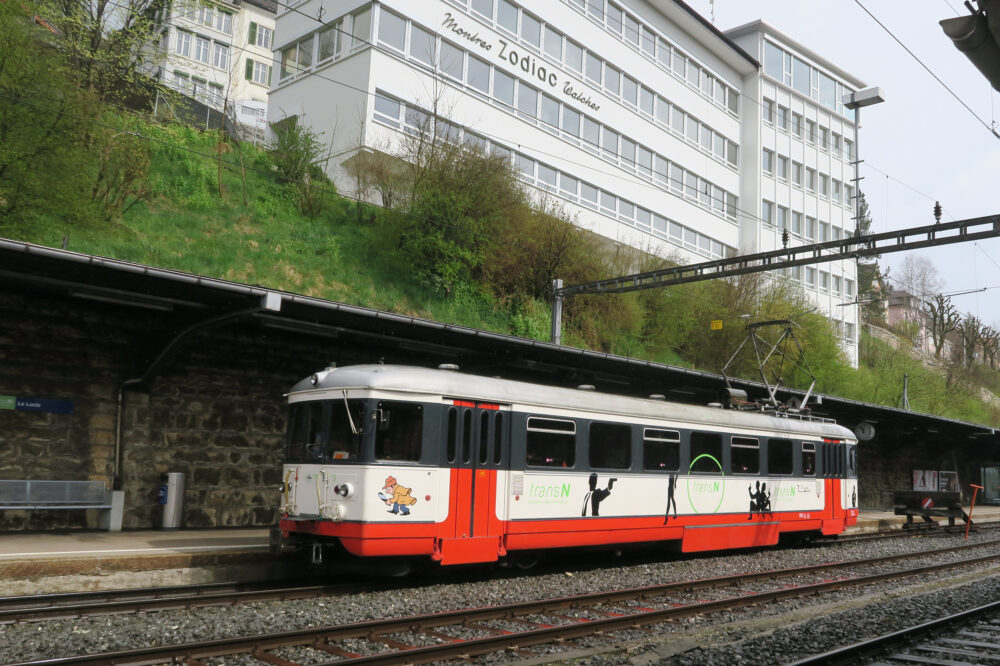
[159,472,185,529]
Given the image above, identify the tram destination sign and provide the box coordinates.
[0,395,74,414]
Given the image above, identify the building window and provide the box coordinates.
[818,126,829,151]
[846,279,855,296]
[792,161,802,186]
[806,216,816,239]
[318,24,341,62]
[213,42,229,70]
[195,36,210,63]
[762,200,774,226]
[806,168,816,192]
[806,267,816,287]
[806,119,816,144]
[776,155,788,181]
[763,98,774,124]
[791,112,802,137]
[819,174,829,197]
[832,180,841,204]
[777,205,788,229]
[776,105,788,131]
[249,22,272,49]
[844,138,854,161]
[246,58,271,86]
[762,148,774,174]
[378,8,406,51]
[176,30,192,57]
[791,211,802,234]
[215,10,232,35]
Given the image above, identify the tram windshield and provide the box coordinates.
[286,399,366,463]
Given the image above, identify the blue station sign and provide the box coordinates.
[0,395,74,414]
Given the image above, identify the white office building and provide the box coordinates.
[269,1,866,365]
[727,21,864,365]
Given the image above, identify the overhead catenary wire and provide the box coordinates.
[854,0,1000,140]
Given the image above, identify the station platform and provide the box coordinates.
[3,507,1000,594]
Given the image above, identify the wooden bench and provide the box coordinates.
[0,480,124,531]
[892,490,969,530]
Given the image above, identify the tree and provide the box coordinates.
[37,0,167,104]
[0,5,93,227]
[982,326,999,369]
[922,294,961,359]
[895,254,942,299]
[958,315,985,368]
[854,193,885,323]
[269,115,332,217]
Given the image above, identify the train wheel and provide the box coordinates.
[510,551,542,570]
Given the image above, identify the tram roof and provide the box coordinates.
[291,364,856,441]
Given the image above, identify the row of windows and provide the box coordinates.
[171,71,224,108]
[763,98,855,160]
[555,0,740,115]
[762,150,854,207]
[287,399,855,477]
[167,0,233,36]
[371,20,740,224]
[377,9,740,174]
[373,90,735,260]
[764,40,857,121]
[761,201,858,250]
[278,7,371,79]
[524,417,818,476]
[176,30,230,70]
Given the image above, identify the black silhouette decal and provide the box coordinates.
[852,487,857,508]
[582,473,616,516]
[664,474,678,523]
[748,481,772,520]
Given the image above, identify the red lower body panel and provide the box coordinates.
[280,511,838,564]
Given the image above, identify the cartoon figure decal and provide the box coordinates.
[663,474,678,523]
[852,486,857,508]
[582,473,616,516]
[380,476,417,516]
[747,481,772,520]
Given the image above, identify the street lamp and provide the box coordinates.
[843,86,884,365]
[843,87,885,238]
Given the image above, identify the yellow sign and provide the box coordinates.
[710,320,723,330]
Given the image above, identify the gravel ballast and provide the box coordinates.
[3,532,1000,664]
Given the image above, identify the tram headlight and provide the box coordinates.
[334,482,355,498]
[320,503,346,521]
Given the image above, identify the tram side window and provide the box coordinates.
[589,422,631,470]
[493,412,503,465]
[446,407,457,463]
[848,444,857,476]
[768,438,794,475]
[643,429,680,471]
[731,437,759,474]
[526,417,575,467]
[374,401,422,462]
[802,442,816,476]
[690,432,722,473]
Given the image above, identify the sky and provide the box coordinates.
[687,0,1000,325]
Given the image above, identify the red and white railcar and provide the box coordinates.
[275,364,858,566]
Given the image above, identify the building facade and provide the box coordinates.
[727,22,863,365]
[268,1,866,364]
[148,0,276,128]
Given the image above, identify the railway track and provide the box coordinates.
[0,578,389,624]
[0,528,988,625]
[791,600,1000,665]
[9,538,1000,665]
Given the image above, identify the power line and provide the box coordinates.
[854,0,1000,140]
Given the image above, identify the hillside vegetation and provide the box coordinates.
[2,6,999,426]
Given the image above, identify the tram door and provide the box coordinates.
[445,401,508,539]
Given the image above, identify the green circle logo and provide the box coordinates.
[686,454,726,514]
